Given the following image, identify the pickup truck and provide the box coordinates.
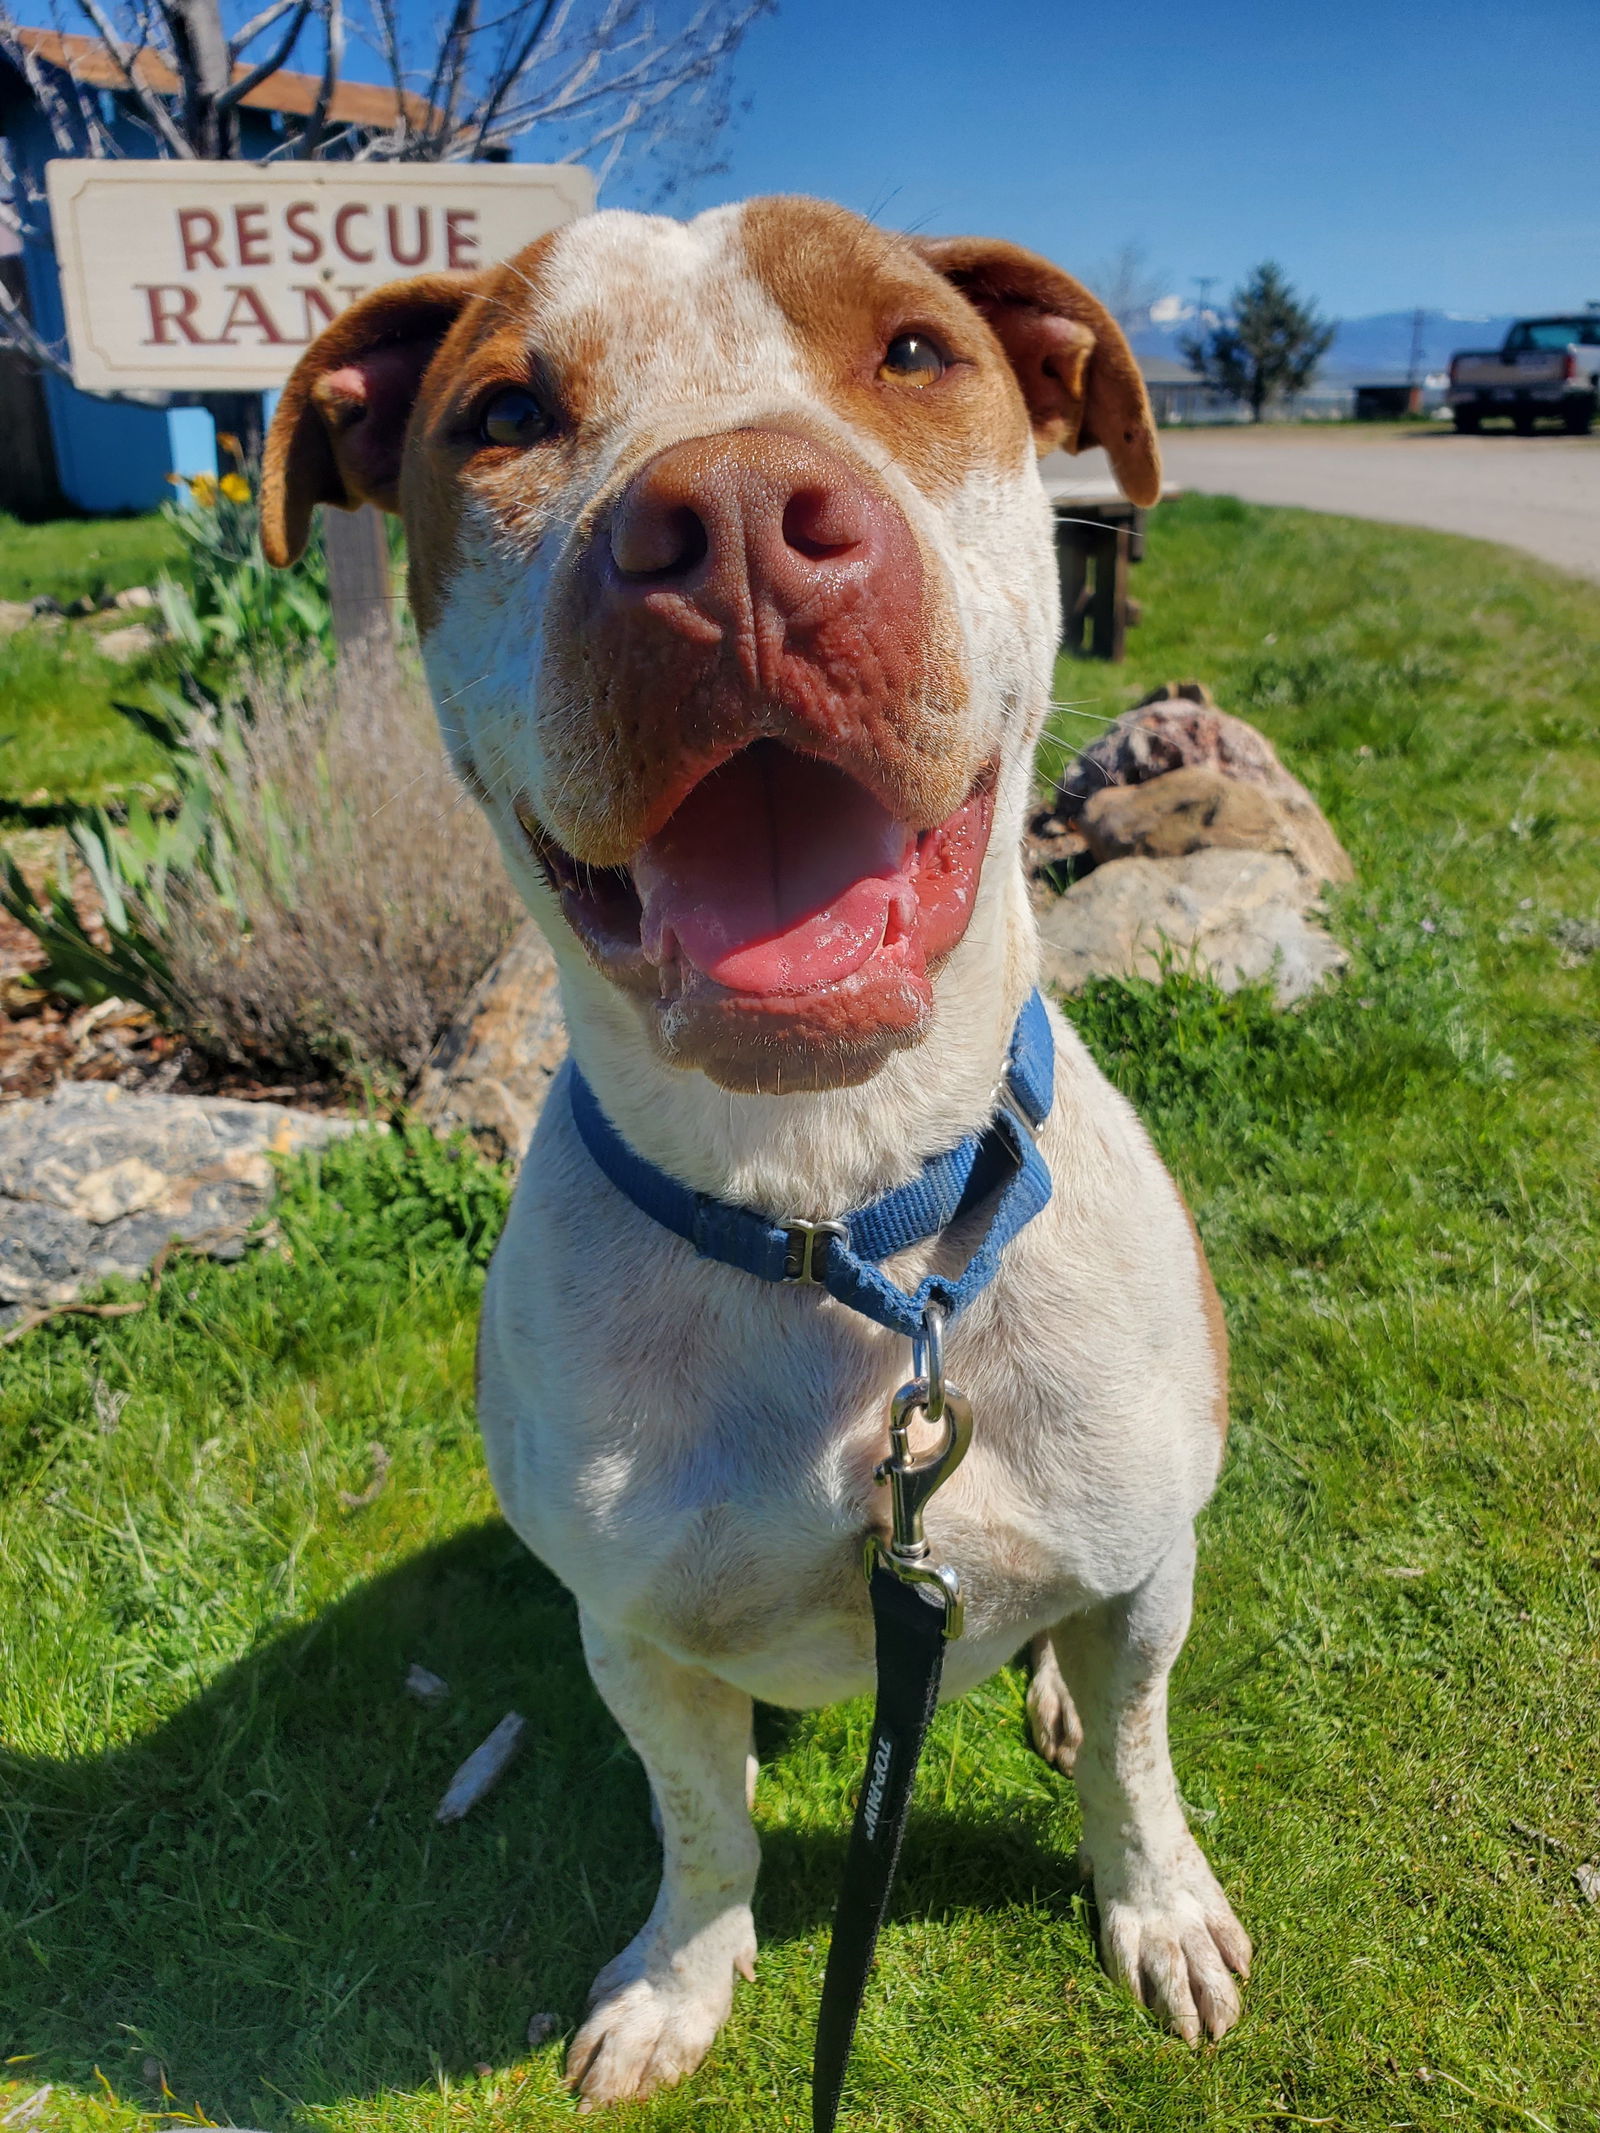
[1448,313,1600,434]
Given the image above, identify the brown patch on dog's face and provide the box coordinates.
[397,233,572,637]
[738,198,1036,498]
[260,270,492,570]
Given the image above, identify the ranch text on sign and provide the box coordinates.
[46,160,594,392]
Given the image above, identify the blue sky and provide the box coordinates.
[606,0,1599,320]
[15,0,1596,317]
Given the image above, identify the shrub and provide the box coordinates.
[158,662,520,1092]
[3,473,516,1093]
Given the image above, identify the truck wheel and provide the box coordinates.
[1562,403,1594,436]
[1512,409,1537,435]
[1452,408,1481,434]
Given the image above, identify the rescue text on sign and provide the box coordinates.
[46,161,594,393]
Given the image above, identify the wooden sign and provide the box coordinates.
[45,159,593,391]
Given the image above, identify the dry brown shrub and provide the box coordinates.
[163,664,519,1090]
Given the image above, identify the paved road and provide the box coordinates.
[1152,427,1600,582]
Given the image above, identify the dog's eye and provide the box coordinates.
[480,386,552,449]
[879,333,946,387]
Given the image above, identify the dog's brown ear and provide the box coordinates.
[911,236,1161,506]
[261,272,487,567]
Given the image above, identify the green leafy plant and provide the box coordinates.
[0,841,171,1010]
[0,689,234,1012]
[284,1125,514,1269]
[156,444,332,678]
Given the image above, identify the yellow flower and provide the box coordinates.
[217,430,244,465]
[188,473,219,508]
[218,471,251,503]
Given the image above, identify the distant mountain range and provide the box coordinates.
[1131,306,1519,384]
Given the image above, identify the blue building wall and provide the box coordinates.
[4,86,271,513]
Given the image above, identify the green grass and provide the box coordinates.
[0,511,186,810]
[3,496,1599,2132]
[0,513,182,608]
[0,628,173,809]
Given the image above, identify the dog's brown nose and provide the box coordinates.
[603,430,913,631]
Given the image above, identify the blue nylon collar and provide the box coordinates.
[567,990,1055,1340]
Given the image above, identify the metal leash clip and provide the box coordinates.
[865,1302,971,1639]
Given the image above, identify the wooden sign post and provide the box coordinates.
[323,504,398,683]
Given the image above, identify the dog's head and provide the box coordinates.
[262,197,1156,1093]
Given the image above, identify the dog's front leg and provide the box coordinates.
[1056,1528,1252,2042]
[566,1613,759,2108]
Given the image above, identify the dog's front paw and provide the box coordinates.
[566,1912,756,2109]
[1084,1837,1250,2043]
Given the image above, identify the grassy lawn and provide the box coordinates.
[0,513,183,608]
[0,513,184,812]
[0,627,174,810]
[2,496,1598,2132]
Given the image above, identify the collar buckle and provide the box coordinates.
[995,1078,1043,1144]
[781,1217,848,1285]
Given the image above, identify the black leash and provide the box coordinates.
[812,1562,956,2130]
[812,1318,972,2132]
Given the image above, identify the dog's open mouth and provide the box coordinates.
[523,741,994,1087]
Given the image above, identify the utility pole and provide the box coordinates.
[1194,275,1217,321]
[1406,305,1427,415]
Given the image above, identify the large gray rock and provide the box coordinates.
[1037,848,1347,1006]
[411,922,567,1163]
[0,1083,369,1318]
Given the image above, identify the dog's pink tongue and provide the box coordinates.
[634,747,915,995]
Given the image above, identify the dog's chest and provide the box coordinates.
[498,1344,884,1660]
[481,1290,1067,1703]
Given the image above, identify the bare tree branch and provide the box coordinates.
[1,16,86,152]
[213,0,310,111]
[1087,242,1164,333]
[418,0,476,154]
[228,0,300,57]
[367,0,408,150]
[0,273,75,380]
[158,0,238,153]
[7,0,118,150]
[72,0,195,152]
[474,0,763,148]
[293,0,340,156]
[464,0,558,159]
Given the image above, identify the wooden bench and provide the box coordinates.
[1040,468,1181,662]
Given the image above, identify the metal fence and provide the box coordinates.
[1150,382,1357,425]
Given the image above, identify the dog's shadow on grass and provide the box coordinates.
[2,1520,1084,2125]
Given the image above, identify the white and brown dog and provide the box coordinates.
[262,196,1250,2107]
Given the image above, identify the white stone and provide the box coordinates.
[94,623,158,662]
[1037,848,1347,1006]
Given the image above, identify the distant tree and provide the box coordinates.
[1179,260,1336,421]
[0,0,768,380]
[1087,239,1163,333]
